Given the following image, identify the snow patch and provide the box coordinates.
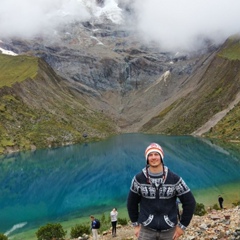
[0,47,18,56]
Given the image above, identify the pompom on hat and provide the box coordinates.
[145,143,164,162]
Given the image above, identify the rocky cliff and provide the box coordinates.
[0,54,118,154]
[1,16,240,154]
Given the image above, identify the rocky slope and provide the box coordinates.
[0,54,118,154]
[1,16,240,153]
[140,38,240,136]
[100,207,240,240]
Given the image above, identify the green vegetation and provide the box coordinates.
[2,37,240,154]
[218,36,240,60]
[194,202,207,216]
[194,199,240,216]
[34,213,129,240]
[99,213,128,232]
[204,101,240,141]
[141,99,183,132]
[0,54,38,87]
[70,224,90,239]
[0,55,117,154]
[118,217,128,226]
[212,203,221,210]
[232,200,240,206]
[36,223,66,240]
[141,37,240,137]
[0,92,116,154]
[3,206,130,240]
[0,233,8,240]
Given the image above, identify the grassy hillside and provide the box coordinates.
[203,36,240,142]
[1,36,240,154]
[140,36,240,144]
[0,54,118,154]
[204,101,240,141]
[141,58,240,135]
[0,54,38,87]
[217,35,240,60]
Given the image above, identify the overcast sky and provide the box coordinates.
[0,0,240,51]
[131,0,240,51]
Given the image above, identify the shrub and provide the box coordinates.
[36,223,66,240]
[212,203,220,210]
[100,214,107,225]
[98,214,109,232]
[194,202,207,216]
[0,233,8,240]
[70,224,90,239]
[232,200,240,206]
[118,218,128,226]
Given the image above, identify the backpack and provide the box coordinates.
[95,219,100,229]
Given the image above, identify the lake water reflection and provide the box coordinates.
[0,133,240,233]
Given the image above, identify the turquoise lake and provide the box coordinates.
[0,133,240,235]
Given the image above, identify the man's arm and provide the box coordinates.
[178,191,196,227]
[127,190,141,223]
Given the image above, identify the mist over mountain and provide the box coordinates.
[1,0,240,154]
[1,0,240,51]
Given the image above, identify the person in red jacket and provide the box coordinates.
[127,143,196,240]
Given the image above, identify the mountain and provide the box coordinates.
[0,54,118,154]
[1,1,240,154]
[141,36,240,136]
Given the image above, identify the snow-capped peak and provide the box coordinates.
[95,0,123,24]
[80,0,123,24]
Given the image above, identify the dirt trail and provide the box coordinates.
[192,92,240,136]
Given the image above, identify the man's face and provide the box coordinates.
[148,152,161,167]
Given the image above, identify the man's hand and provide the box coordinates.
[134,225,141,238]
[173,225,184,240]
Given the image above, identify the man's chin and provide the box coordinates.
[150,164,160,167]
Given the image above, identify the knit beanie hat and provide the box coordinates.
[145,143,164,162]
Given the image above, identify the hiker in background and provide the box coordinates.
[127,143,196,240]
[110,208,118,237]
[218,195,224,209]
[90,215,99,240]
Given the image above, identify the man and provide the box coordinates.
[127,143,196,240]
[110,208,118,237]
[218,195,224,209]
[90,215,99,240]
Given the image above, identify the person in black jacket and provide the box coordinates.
[90,215,99,240]
[127,143,196,240]
[218,195,224,209]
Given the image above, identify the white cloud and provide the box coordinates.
[0,0,91,38]
[0,0,240,51]
[130,0,240,51]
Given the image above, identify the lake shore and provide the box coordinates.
[8,182,240,240]
[192,181,240,209]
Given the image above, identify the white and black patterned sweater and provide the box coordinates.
[127,166,196,231]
